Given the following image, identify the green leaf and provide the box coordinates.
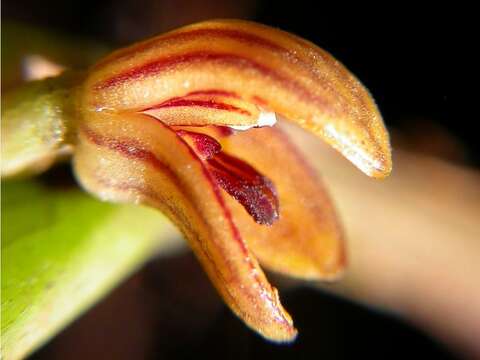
[1,179,181,360]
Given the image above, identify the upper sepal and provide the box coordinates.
[83,19,391,178]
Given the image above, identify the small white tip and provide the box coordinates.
[229,110,277,131]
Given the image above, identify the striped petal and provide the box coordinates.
[74,112,297,342]
[83,19,391,178]
[191,124,345,280]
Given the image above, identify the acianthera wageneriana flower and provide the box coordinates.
[1,19,392,342]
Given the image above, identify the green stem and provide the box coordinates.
[1,72,84,178]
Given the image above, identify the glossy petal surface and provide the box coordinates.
[205,125,345,279]
[84,19,391,178]
[74,112,297,341]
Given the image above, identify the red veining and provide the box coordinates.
[81,114,291,328]
[80,122,253,255]
[176,130,280,225]
[186,89,240,98]
[94,27,286,70]
[144,98,251,116]
[176,130,222,160]
[90,175,257,323]
[207,152,279,226]
[94,51,331,111]
[81,126,177,179]
[175,133,289,325]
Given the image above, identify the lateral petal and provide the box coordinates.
[73,112,297,342]
[217,125,346,280]
[178,129,280,225]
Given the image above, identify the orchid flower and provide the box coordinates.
[1,19,391,342]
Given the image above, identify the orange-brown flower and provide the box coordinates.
[3,19,392,342]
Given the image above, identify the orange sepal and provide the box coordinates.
[196,125,346,280]
[83,19,391,178]
[73,112,297,342]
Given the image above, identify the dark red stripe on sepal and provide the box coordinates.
[176,130,222,160]
[145,98,251,116]
[207,152,279,226]
[177,129,279,225]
